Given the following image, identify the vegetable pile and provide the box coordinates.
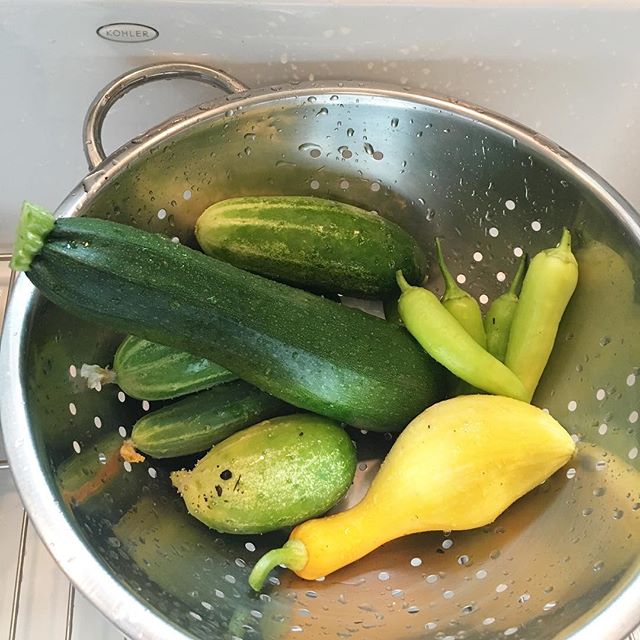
[11,195,578,591]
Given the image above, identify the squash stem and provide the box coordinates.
[248,539,308,592]
[10,202,55,271]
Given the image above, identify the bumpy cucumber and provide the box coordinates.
[14,206,445,432]
[195,196,427,297]
[81,335,236,400]
[121,380,292,461]
[171,414,357,534]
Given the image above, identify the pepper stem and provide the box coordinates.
[508,254,528,296]
[435,237,465,302]
[558,227,572,252]
[9,202,55,271]
[248,539,308,592]
[80,363,117,391]
[395,270,412,293]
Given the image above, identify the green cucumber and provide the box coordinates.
[171,414,357,534]
[13,204,445,432]
[195,196,427,297]
[121,380,292,461]
[81,335,236,400]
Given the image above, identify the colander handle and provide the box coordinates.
[82,62,250,170]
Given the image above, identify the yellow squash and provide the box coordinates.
[249,394,575,589]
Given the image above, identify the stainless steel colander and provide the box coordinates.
[1,62,638,640]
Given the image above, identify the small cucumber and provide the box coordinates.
[81,335,236,400]
[195,196,427,297]
[171,414,357,534]
[121,380,292,461]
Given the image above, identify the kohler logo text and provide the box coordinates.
[97,23,159,43]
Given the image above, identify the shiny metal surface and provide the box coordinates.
[0,258,126,640]
[1,64,639,640]
[82,62,250,170]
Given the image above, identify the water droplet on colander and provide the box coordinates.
[316,107,329,117]
[593,486,606,497]
[612,508,624,519]
[298,142,322,155]
[307,96,317,103]
[390,117,399,128]
[346,128,354,137]
[599,336,611,347]
[363,142,375,156]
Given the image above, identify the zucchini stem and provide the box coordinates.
[10,202,55,271]
[248,539,308,591]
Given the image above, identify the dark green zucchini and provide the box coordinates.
[81,334,236,400]
[195,196,427,297]
[121,380,292,461]
[12,203,445,432]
